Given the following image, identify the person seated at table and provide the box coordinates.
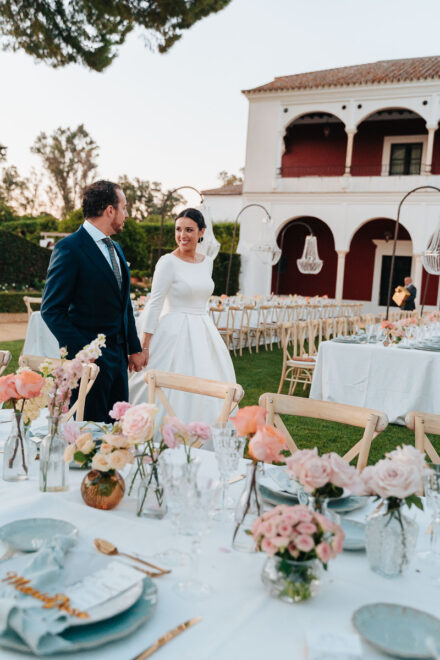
[401,276,416,311]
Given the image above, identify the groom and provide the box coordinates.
[41,180,146,422]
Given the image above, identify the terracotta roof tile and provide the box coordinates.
[202,183,243,195]
[243,56,440,94]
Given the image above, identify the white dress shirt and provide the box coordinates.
[82,220,122,278]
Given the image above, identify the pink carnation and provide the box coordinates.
[63,421,81,445]
[109,401,132,421]
[187,421,211,442]
[162,424,181,449]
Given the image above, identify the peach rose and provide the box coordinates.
[298,455,333,493]
[91,453,111,472]
[122,403,157,440]
[248,425,288,463]
[0,374,19,402]
[15,370,45,399]
[63,444,75,463]
[76,432,95,455]
[102,433,133,449]
[108,449,131,471]
[231,406,266,436]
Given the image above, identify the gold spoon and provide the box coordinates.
[93,539,170,575]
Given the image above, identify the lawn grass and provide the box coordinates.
[2,338,431,465]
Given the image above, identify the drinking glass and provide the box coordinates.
[414,466,440,580]
[212,423,245,519]
[175,475,220,599]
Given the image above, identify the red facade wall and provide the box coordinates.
[272,218,337,296]
[281,123,346,177]
[421,268,439,306]
[351,118,427,176]
[430,131,440,174]
[343,219,411,301]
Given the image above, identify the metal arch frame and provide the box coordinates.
[225,203,271,296]
[385,185,440,320]
[275,220,314,295]
[158,185,204,259]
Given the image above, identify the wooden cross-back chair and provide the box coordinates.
[236,305,256,356]
[0,350,12,376]
[405,411,440,464]
[145,370,244,446]
[255,305,277,352]
[23,296,42,318]
[18,354,99,422]
[259,392,389,471]
[278,321,316,395]
[209,306,237,355]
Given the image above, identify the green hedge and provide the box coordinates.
[1,216,58,243]
[0,230,51,287]
[0,291,43,312]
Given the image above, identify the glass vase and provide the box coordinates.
[261,556,322,603]
[127,454,147,498]
[81,469,125,510]
[232,461,263,552]
[2,411,30,482]
[307,495,340,524]
[39,416,68,492]
[137,462,167,519]
[365,505,418,577]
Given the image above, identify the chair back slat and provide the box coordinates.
[405,411,440,464]
[0,350,12,375]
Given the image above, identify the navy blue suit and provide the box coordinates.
[41,226,141,422]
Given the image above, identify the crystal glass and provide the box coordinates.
[137,461,167,519]
[365,505,418,577]
[415,466,440,577]
[212,423,245,519]
[39,416,68,492]
[232,462,263,552]
[175,474,220,599]
[261,556,322,603]
[2,411,30,482]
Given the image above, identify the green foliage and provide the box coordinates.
[58,208,84,233]
[0,229,50,287]
[0,0,232,72]
[0,291,41,312]
[0,200,15,223]
[212,253,240,295]
[1,215,57,243]
[117,175,184,221]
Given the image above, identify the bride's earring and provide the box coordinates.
[198,237,204,243]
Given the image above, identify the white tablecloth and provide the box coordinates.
[23,312,60,358]
[310,341,440,425]
[0,421,438,659]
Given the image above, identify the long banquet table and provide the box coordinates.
[310,340,440,425]
[0,435,438,660]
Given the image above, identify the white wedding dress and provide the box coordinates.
[128,253,236,424]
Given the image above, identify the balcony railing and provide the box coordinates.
[280,163,432,177]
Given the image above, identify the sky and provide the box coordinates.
[2,0,440,204]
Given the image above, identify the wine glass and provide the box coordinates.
[212,423,245,520]
[175,475,220,599]
[414,466,440,580]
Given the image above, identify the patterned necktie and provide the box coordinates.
[102,237,123,291]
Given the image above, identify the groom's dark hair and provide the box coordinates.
[82,180,122,219]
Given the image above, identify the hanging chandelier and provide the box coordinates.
[422,224,440,275]
[297,235,323,274]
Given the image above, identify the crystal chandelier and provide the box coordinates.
[250,215,281,266]
[297,235,323,274]
[422,224,440,275]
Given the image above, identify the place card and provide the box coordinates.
[304,630,362,659]
[67,561,143,611]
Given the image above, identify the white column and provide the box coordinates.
[413,253,423,307]
[335,250,347,301]
[424,126,437,175]
[344,129,356,175]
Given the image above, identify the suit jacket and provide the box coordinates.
[41,226,141,359]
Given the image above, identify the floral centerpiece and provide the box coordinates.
[0,370,46,481]
[285,447,365,515]
[231,406,290,551]
[252,504,344,602]
[361,445,430,576]
[39,334,106,492]
[161,417,212,463]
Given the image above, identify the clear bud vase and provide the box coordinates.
[2,411,30,482]
[137,462,167,519]
[39,416,68,492]
[232,461,263,552]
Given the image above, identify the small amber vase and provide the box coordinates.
[81,469,125,510]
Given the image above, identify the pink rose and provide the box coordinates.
[0,374,19,402]
[248,425,288,463]
[295,506,313,522]
[187,421,211,441]
[298,456,333,492]
[331,532,344,556]
[231,406,266,436]
[364,458,423,499]
[386,445,427,472]
[326,452,366,494]
[314,512,335,532]
[285,448,318,479]
[316,541,331,563]
[261,538,277,556]
[162,424,181,449]
[278,522,292,537]
[15,370,45,399]
[109,401,132,421]
[288,542,299,559]
[122,403,157,440]
[297,522,317,535]
[296,534,315,553]
[261,521,277,537]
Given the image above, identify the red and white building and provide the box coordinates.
[204,56,440,311]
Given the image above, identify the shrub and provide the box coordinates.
[0,230,51,286]
[0,291,43,313]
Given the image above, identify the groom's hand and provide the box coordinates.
[128,351,147,372]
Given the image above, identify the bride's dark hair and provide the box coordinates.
[176,208,206,243]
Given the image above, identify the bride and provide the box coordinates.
[129,208,236,423]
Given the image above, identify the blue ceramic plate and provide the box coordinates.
[352,603,440,658]
[258,484,299,506]
[327,495,367,514]
[0,578,157,655]
[0,518,78,552]
[340,519,365,551]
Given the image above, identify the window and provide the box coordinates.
[389,142,423,175]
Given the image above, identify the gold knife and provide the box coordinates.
[133,617,201,660]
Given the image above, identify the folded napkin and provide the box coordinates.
[0,534,81,656]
